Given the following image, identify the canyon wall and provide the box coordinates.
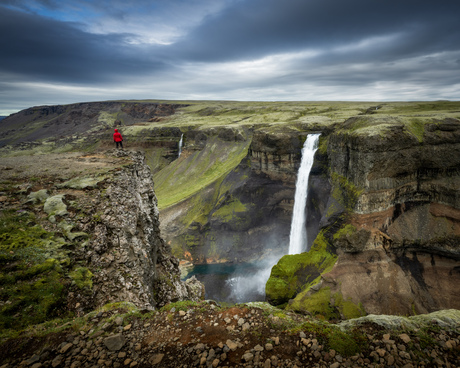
[267,115,460,317]
[157,126,331,265]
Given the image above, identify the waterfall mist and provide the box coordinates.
[288,133,320,255]
[224,256,279,303]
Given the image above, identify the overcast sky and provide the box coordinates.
[1,0,460,115]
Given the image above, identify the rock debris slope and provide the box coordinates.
[0,302,459,367]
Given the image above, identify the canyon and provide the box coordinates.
[1,100,460,326]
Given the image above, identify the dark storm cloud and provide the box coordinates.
[174,0,460,62]
[0,7,167,84]
[0,0,459,114]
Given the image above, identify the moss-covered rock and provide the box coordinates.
[69,267,93,290]
[58,176,106,189]
[57,221,88,241]
[290,287,339,320]
[0,210,71,330]
[26,189,49,204]
[265,230,337,306]
[43,195,68,218]
[0,256,67,330]
[0,210,52,250]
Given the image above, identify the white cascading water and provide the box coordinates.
[178,134,184,157]
[288,133,321,255]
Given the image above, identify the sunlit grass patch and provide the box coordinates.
[154,137,250,209]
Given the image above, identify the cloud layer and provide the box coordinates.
[1,0,459,114]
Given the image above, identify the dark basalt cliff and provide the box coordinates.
[323,118,460,315]
[267,115,460,317]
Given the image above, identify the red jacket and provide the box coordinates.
[113,129,123,142]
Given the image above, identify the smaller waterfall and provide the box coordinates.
[288,133,321,255]
[178,134,184,157]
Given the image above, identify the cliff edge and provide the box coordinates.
[0,150,203,332]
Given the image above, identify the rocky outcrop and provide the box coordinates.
[83,151,203,310]
[0,150,203,329]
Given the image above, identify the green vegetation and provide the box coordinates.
[333,292,366,320]
[97,111,118,127]
[153,137,251,209]
[0,254,67,330]
[0,210,72,331]
[0,210,53,251]
[160,300,207,312]
[333,224,357,240]
[297,321,368,357]
[58,175,106,189]
[295,287,338,320]
[406,118,426,142]
[212,198,247,221]
[69,267,93,290]
[265,230,337,306]
[326,173,363,219]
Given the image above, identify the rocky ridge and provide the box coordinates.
[0,101,187,148]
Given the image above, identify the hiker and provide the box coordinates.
[113,128,123,149]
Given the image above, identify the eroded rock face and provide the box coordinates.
[86,151,203,309]
[323,246,460,316]
[286,117,460,316]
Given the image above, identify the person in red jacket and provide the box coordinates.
[113,128,123,149]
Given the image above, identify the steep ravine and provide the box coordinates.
[157,126,331,266]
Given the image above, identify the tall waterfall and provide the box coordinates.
[288,133,321,255]
[178,134,184,157]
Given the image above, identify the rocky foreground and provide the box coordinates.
[1,302,459,368]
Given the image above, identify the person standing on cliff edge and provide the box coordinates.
[113,128,123,149]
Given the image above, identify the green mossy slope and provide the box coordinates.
[0,210,71,330]
[153,136,251,209]
[265,230,337,306]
